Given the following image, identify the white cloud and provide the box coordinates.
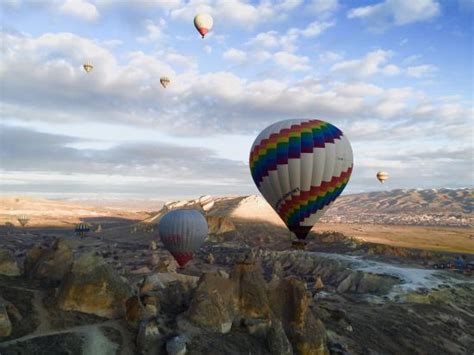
[382,64,401,75]
[372,87,415,118]
[299,21,334,37]
[246,20,333,56]
[306,0,339,15]
[319,51,343,62]
[273,51,311,71]
[402,54,422,65]
[247,30,300,52]
[1,0,22,10]
[348,0,440,29]
[334,82,384,96]
[330,50,394,77]
[406,64,438,78]
[247,31,280,48]
[277,0,304,11]
[168,0,293,29]
[223,48,247,63]
[137,18,166,43]
[59,0,99,21]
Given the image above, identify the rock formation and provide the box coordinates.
[0,250,20,276]
[56,253,132,318]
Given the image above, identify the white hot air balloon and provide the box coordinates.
[83,63,93,73]
[194,13,213,38]
[249,119,353,244]
[376,171,389,184]
[158,209,208,267]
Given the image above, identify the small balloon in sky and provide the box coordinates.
[194,13,213,38]
[376,171,389,184]
[160,76,170,88]
[83,63,93,73]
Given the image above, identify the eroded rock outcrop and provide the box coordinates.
[269,278,328,355]
[183,273,235,334]
[231,261,271,320]
[180,260,328,355]
[25,238,73,283]
[0,302,12,337]
[56,253,132,318]
[0,250,20,276]
[206,216,236,235]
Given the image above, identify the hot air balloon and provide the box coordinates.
[83,63,93,73]
[249,119,353,247]
[17,215,29,228]
[75,222,90,237]
[160,76,170,88]
[157,209,208,267]
[376,171,389,184]
[194,13,213,38]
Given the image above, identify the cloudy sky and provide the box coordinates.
[1,0,472,200]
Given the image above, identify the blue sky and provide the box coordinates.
[0,0,473,200]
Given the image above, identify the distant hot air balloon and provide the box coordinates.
[194,13,213,38]
[158,209,208,267]
[160,76,170,88]
[75,223,90,237]
[376,171,389,184]
[249,119,353,246]
[83,63,93,73]
[17,215,29,228]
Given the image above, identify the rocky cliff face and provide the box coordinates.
[182,260,328,355]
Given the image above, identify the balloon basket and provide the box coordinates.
[291,240,307,251]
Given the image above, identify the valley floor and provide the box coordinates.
[319,223,474,254]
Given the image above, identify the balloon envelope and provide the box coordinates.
[160,76,170,88]
[376,171,389,183]
[75,223,90,232]
[83,63,93,73]
[158,209,208,267]
[17,215,29,227]
[249,119,353,240]
[194,13,213,38]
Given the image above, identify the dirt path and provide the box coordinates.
[30,291,52,334]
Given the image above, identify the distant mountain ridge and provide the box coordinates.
[322,188,472,226]
[150,188,472,228]
[328,188,472,214]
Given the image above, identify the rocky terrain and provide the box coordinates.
[0,189,473,354]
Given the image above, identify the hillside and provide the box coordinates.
[322,188,473,226]
[0,196,150,227]
[148,188,473,228]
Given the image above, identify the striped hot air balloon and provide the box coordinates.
[75,223,90,237]
[160,76,170,88]
[17,215,29,227]
[157,209,208,267]
[376,171,389,184]
[249,119,353,244]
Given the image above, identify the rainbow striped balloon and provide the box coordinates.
[249,119,353,240]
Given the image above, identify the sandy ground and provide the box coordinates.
[318,223,474,254]
[2,194,473,254]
